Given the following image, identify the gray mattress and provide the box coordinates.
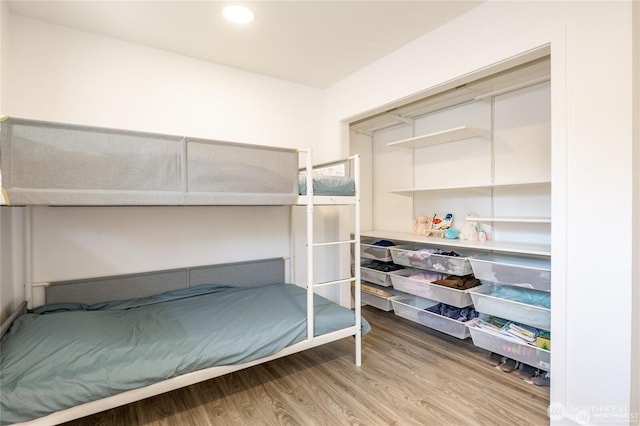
[0,283,370,425]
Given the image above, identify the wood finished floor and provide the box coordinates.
[63,306,550,426]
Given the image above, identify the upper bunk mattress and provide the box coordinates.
[1,283,370,425]
[298,175,356,196]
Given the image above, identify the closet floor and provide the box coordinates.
[63,305,550,426]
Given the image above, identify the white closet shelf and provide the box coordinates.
[388,179,551,194]
[387,125,490,149]
[465,216,551,224]
[361,230,551,257]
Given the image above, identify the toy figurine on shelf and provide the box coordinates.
[413,215,430,235]
[425,212,453,237]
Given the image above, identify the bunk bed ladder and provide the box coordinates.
[302,150,362,366]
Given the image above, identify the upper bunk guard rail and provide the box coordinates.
[0,117,299,206]
[299,149,361,366]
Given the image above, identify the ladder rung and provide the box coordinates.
[312,277,355,288]
[312,239,356,247]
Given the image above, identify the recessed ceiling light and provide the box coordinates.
[223,5,256,24]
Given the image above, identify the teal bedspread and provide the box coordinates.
[298,175,355,196]
[1,283,370,425]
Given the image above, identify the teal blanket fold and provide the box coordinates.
[1,283,370,425]
[298,175,355,196]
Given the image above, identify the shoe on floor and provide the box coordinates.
[532,371,550,387]
[499,357,519,373]
[488,352,503,366]
[519,364,537,381]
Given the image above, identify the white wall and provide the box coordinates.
[324,1,636,425]
[0,0,7,114]
[6,14,322,148]
[0,13,325,312]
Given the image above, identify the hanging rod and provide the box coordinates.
[473,76,550,100]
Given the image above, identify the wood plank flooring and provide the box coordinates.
[63,306,550,426]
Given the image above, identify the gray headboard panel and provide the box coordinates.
[45,258,286,305]
[189,258,285,288]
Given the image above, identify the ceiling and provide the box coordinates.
[6,1,483,88]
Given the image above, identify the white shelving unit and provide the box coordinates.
[389,180,551,194]
[465,216,552,224]
[360,230,551,257]
[386,125,490,149]
[350,57,552,368]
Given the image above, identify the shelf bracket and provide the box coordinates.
[352,129,373,137]
[385,113,413,125]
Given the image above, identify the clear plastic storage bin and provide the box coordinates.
[360,266,392,287]
[469,254,551,292]
[360,285,402,311]
[467,319,550,371]
[389,244,474,276]
[469,284,550,330]
[389,268,475,308]
[390,295,471,339]
[360,237,398,262]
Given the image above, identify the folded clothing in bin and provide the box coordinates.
[422,302,478,322]
[432,274,480,290]
[408,270,448,282]
[489,286,550,309]
[361,259,404,273]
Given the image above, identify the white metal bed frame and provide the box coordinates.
[1,144,362,425]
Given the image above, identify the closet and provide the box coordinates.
[350,57,552,373]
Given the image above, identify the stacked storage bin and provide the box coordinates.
[357,238,404,311]
[387,244,480,339]
[467,255,551,372]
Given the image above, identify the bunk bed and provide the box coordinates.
[0,117,365,425]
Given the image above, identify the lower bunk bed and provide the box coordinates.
[0,258,370,425]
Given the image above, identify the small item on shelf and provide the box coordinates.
[444,228,460,239]
[459,213,492,242]
[459,212,478,240]
[431,212,453,230]
[413,215,431,235]
[480,224,492,240]
[425,212,453,237]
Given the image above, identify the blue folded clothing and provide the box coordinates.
[424,302,478,322]
[489,285,550,309]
